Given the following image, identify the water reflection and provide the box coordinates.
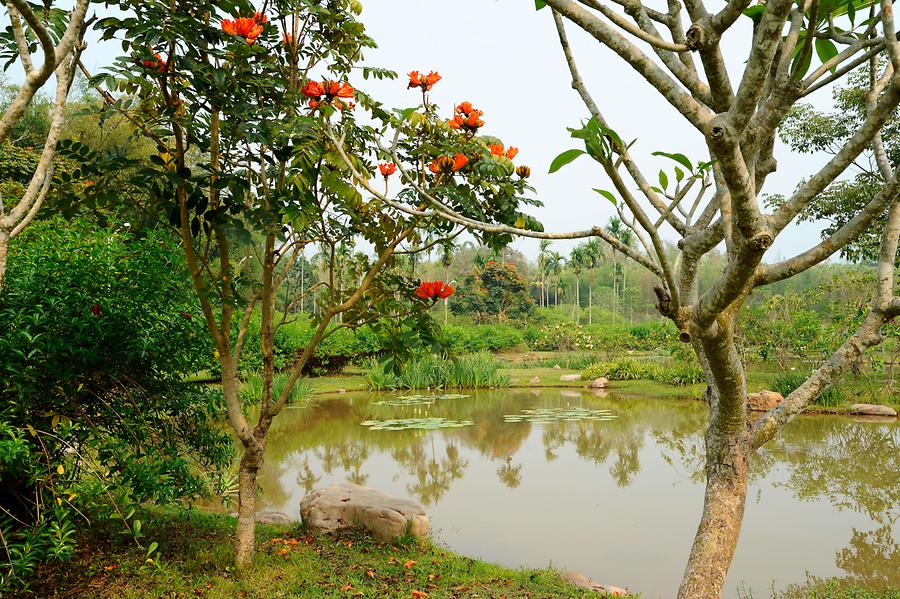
[255,389,898,598]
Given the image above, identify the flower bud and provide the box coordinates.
[516,165,531,178]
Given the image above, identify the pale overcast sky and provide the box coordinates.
[20,0,848,262]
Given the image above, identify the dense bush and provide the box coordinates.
[523,319,678,354]
[364,353,510,390]
[0,220,232,591]
[583,359,705,387]
[443,323,524,353]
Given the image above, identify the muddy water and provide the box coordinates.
[255,388,898,598]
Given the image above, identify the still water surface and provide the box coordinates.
[255,388,898,598]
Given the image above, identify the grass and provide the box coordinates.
[30,509,608,598]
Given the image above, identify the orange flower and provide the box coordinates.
[252,11,268,24]
[221,16,264,44]
[379,163,397,178]
[282,32,294,46]
[428,153,468,174]
[302,80,355,110]
[140,52,168,74]
[505,146,518,159]
[489,144,504,156]
[448,102,484,133]
[408,70,442,91]
[415,280,455,300]
[301,81,325,98]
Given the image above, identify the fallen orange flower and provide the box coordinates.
[404,560,417,569]
[221,16,264,44]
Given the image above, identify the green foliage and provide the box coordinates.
[443,323,524,353]
[0,219,232,592]
[364,353,509,390]
[771,371,845,407]
[583,359,705,386]
[451,260,535,323]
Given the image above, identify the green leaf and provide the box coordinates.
[652,151,693,172]
[535,0,547,8]
[147,542,158,556]
[133,519,142,536]
[592,188,618,205]
[815,38,838,72]
[549,149,585,173]
[658,169,669,191]
[743,4,766,23]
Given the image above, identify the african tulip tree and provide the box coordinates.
[333,0,900,596]
[92,0,533,569]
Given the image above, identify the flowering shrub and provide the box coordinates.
[528,323,597,352]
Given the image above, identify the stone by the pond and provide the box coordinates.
[227,511,294,525]
[299,483,429,542]
[553,364,562,369]
[560,570,629,596]
[747,390,783,411]
[850,403,897,417]
[591,377,609,389]
[529,376,541,384]
[560,374,582,382]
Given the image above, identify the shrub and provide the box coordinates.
[0,219,232,592]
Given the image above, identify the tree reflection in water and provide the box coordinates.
[253,390,898,590]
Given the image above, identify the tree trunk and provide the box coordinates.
[0,230,9,293]
[235,443,264,569]
[678,434,750,598]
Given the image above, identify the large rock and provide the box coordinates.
[529,376,541,384]
[560,570,629,596]
[747,390,783,411]
[591,377,609,389]
[850,403,897,417]
[560,374,582,382]
[299,483,429,542]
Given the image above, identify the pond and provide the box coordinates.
[255,388,899,598]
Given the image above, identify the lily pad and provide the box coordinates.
[360,417,475,431]
[503,407,617,423]
[373,393,471,407]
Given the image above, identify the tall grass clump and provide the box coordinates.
[240,372,313,405]
[583,359,704,387]
[364,353,509,390]
[771,370,844,407]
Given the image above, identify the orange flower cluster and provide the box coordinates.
[408,70,442,92]
[221,12,267,45]
[301,80,356,110]
[140,53,169,74]
[415,280,455,300]
[428,153,468,174]
[378,162,397,178]
[448,101,484,133]
[489,144,518,160]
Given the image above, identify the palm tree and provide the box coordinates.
[604,217,633,322]
[582,239,604,325]
[537,240,552,308]
[546,251,565,308]
[569,246,587,324]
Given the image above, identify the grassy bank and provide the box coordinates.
[30,509,604,598]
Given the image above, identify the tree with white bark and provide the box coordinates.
[0,0,91,290]
[331,0,900,594]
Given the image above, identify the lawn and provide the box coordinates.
[30,509,606,598]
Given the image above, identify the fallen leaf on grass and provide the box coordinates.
[365,570,375,578]
[412,591,429,598]
[340,583,353,591]
[403,560,416,569]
